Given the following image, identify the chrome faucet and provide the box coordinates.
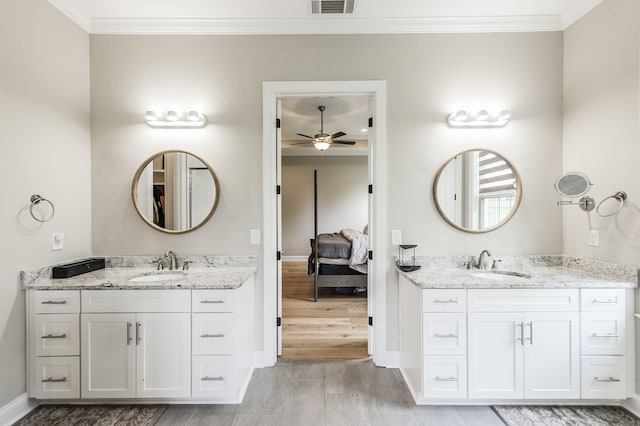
[476,249,493,271]
[164,250,178,270]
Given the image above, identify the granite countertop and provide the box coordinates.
[22,256,257,290]
[398,255,638,289]
[400,266,636,289]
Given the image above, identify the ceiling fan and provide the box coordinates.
[291,105,356,151]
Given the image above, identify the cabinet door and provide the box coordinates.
[136,313,191,398]
[81,313,136,399]
[523,312,580,399]
[468,313,523,399]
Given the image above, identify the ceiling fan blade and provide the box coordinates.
[296,133,314,139]
[290,141,313,145]
[333,140,356,145]
[331,131,347,139]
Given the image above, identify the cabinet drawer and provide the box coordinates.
[81,290,190,313]
[581,313,625,355]
[423,313,466,355]
[423,356,467,399]
[581,289,625,312]
[192,290,237,313]
[33,314,79,356]
[192,313,235,355]
[422,290,466,312]
[192,356,238,398]
[32,356,79,399]
[33,290,79,314]
[468,289,579,312]
[581,356,626,399]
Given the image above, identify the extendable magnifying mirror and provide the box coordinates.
[554,171,595,211]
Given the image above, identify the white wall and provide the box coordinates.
[563,0,640,394]
[0,0,91,406]
[282,155,368,257]
[90,32,562,354]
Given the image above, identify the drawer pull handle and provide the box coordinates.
[433,333,457,338]
[591,299,617,304]
[41,300,67,305]
[201,333,225,338]
[201,300,224,304]
[41,333,67,339]
[136,322,141,345]
[433,299,458,304]
[42,377,67,383]
[434,376,458,382]
[201,376,224,381]
[592,333,619,338]
[127,322,133,345]
[593,377,621,382]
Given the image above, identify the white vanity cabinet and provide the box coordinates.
[81,290,191,399]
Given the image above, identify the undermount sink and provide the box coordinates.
[129,271,186,283]
[468,270,532,280]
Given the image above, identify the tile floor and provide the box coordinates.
[155,359,506,426]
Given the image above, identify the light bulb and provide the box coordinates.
[454,110,468,122]
[475,110,489,121]
[166,110,179,121]
[187,110,201,122]
[497,110,511,121]
[144,110,159,122]
[314,141,330,151]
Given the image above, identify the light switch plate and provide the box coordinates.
[391,229,402,245]
[250,229,261,245]
[588,230,599,247]
[52,232,64,251]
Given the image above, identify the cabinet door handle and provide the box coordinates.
[525,322,533,344]
[201,376,224,381]
[201,333,225,338]
[41,300,67,305]
[432,299,458,304]
[592,299,617,304]
[201,300,224,304]
[136,322,141,345]
[593,377,621,382]
[433,376,458,382]
[127,322,133,345]
[433,333,457,338]
[592,333,619,338]
[42,377,67,383]
[41,333,67,339]
[516,322,524,345]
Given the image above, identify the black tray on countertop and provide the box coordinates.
[52,258,105,279]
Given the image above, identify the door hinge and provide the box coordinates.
[368,184,373,194]
[277,251,282,261]
[368,117,373,128]
[276,118,281,129]
[368,316,373,326]
[454,194,457,201]
[368,251,373,261]
[277,317,282,327]
[276,185,281,195]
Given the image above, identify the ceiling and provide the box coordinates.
[49,0,602,34]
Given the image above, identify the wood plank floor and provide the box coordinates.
[281,261,369,360]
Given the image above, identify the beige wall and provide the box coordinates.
[282,155,368,257]
[563,0,640,266]
[563,0,640,394]
[90,32,563,352]
[0,0,91,406]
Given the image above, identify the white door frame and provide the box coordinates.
[261,80,388,367]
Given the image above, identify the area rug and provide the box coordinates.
[13,404,168,426]
[492,405,640,426]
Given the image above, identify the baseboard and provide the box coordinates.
[0,393,37,426]
[622,393,640,417]
[374,350,400,368]
[253,351,276,368]
[282,256,307,262]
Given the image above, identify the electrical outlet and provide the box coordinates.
[52,232,64,251]
[588,230,599,247]
[250,229,261,245]
[391,229,402,245]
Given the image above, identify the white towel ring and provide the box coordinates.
[596,191,627,217]
[30,194,55,222]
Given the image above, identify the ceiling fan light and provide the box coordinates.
[314,141,331,151]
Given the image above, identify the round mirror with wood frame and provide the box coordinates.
[132,150,219,234]
[433,149,522,233]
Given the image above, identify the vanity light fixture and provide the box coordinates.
[144,110,207,128]
[447,109,511,128]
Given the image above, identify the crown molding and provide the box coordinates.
[562,0,603,29]
[48,0,91,32]
[88,15,564,35]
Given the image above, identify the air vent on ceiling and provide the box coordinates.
[311,0,355,14]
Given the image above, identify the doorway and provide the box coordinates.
[261,80,388,368]
[279,96,370,359]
